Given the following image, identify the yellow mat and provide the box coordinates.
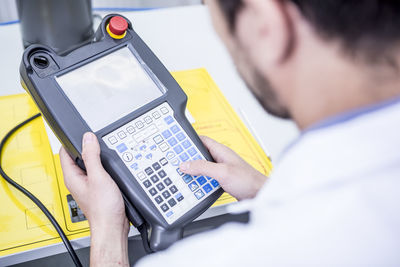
[0,68,272,256]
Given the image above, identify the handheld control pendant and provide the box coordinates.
[20,14,223,252]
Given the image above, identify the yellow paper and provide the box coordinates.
[0,68,272,257]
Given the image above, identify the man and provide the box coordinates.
[60,0,400,266]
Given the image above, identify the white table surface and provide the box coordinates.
[0,5,299,265]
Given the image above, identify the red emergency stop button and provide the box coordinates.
[107,16,128,39]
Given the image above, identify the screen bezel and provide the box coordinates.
[54,45,168,132]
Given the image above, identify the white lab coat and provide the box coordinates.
[137,98,400,266]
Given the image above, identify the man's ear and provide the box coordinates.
[235,0,296,71]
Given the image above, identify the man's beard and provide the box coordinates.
[238,63,292,119]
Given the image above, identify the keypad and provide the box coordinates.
[162,129,172,139]
[176,132,185,141]
[127,126,135,134]
[161,203,169,212]
[102,103,221,224]
[167,137,178,146]
[188,181,199,192]
[152,162,161,171]
[149,188,157,196]
[150,175,159,183]
[179,152,189,162]
[145,167,154,176]
[158,170,167,178]
[143,180,151,188]
[168,198,177,207]
[203,184,213,193]
[170,185,178,194]
[173,145,183,154]
[183,174,193,184]
[194,189,205,200]
[155,196,163,204]
[160,158,168,166]
[170,125,180,134]
[156,183,165,191]
[162,190,171,199]
[196,176,207,186]
[176,193,184,202]
[164,178,172,186]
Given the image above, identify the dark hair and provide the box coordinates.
[217,0,400,59]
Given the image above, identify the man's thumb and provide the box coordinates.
[179,160,227,182]
[81,132,103,176]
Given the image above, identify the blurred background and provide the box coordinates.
[0,0,202,23]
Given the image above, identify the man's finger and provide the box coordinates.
[59,147,86,192]
[81,132,104,177]
[179,160,228,184]
[200,136,238,163]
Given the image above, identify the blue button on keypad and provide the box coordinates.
[164,116,174,125]
[179,152,189,162]
[192,155,202,160]
[162,130,172,139]
[130,163,139,170]
[188,181,199,192]
[167,137,178,146]
[211,179,219,188]
[177,168,184,175]
[194,189,205,199]
[183,174,193,184]
[176,132,185,141]
[173,145,183,154]
[116,143,128,153]
[203,184,212,193]
[187,147,197,156]
[196,176,207,185]
[175,192,184,202]
[170,125,180,134]
[182,140,192,149]
[206,176,212,180]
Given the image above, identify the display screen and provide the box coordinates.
[56,47,165,131]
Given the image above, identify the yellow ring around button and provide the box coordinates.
[106,24,127,39]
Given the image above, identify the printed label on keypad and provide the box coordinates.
[102,103,221,224]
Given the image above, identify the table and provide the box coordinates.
[0,5,299,265]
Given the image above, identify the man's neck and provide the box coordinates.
[289,49,400,130]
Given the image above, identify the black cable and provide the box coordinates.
[138,223,154,254]
[0,113,83,267]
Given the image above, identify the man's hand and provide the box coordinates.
[60,132,129,267]
[179,136,268,200]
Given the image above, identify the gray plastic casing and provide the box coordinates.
[19,14,223,251]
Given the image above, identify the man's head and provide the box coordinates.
[206,0,400,129]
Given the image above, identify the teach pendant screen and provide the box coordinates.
[56,47,165,132]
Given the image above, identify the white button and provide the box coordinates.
[126,126,135,134]
[133,125,158,143]
[166,151,175,159]
[171,158,180,166]
[152,111,161,119]
[137,172,146,180]
[108,136,118,145]
[118,131,127,139]
[136,121,144,129]
[122,152,133,162]
[160,107,169,114]
[153,135,163,144]
[144,116,153,124]
[159,142,169,152]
